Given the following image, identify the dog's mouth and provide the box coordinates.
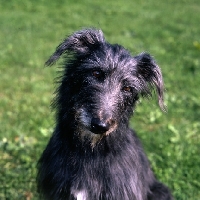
[75,108,118,146]
[77,122,117,147]
[76,108,117,134]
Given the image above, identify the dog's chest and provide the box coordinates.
[73,190,87,200]
[70,172,144,200]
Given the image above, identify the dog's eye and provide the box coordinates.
[123,86,132,92]
[92,70,102,78]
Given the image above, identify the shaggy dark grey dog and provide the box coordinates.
[37,28,173,200]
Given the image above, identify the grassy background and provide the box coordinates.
[0,0,200,199]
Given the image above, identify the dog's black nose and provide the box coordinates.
[91,118,110,134]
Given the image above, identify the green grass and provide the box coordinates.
[0,0,200,199]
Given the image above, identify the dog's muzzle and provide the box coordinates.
[91,117,114,134]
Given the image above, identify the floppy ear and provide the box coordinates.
[45,28,105,66]
[134,53,165,111]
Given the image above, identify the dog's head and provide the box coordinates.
[46,28,165,145]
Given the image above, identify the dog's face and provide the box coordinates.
[46,29,165,145]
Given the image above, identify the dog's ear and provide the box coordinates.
[45,28,105,66]
[134,53,166,111]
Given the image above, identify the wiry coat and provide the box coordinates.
[37,28,173,200]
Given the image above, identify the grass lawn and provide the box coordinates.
[0,0,200,199]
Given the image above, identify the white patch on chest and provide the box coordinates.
[74,190,87,200]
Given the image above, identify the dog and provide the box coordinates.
[37,28,173,200]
